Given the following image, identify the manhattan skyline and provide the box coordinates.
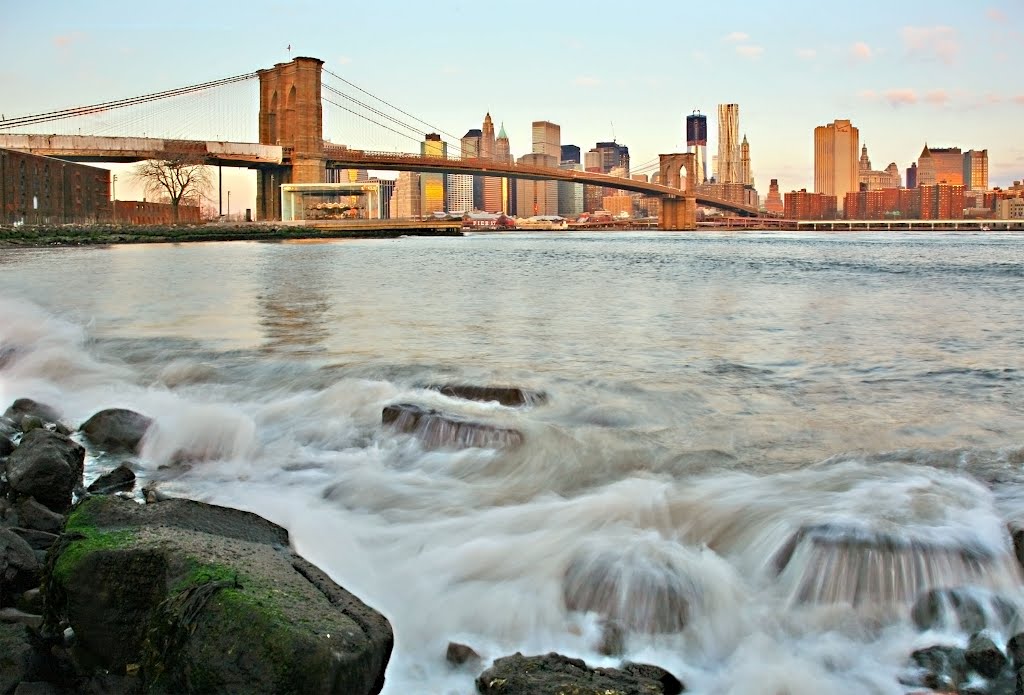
[2,0,1023,211]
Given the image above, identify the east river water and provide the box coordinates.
[2,231,1024,693]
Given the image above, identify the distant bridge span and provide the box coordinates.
[324,148,760,217]
[0,134,283,168]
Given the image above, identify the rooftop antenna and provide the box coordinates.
[287,44,292,57]
[610,121,616,142]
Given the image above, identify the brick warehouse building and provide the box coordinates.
[0,147,110,225]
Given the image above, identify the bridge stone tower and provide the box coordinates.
[658,153,697,230]
[256,57,325,221]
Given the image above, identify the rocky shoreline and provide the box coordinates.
[5,390,1024,693]
[0,223,462,248]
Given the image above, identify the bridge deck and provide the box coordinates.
[0,135,283,167]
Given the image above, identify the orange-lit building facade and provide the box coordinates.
[843,184,964,220]
[784,189,837,220]
[917,146,964,186]
[764,178,784,215]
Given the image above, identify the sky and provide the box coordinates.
[2,0,1023,212]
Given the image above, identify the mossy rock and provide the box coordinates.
[45,496,392,694]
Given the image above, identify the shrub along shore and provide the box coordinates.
[0,223,463,248]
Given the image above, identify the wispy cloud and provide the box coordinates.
[925,89,949,105]
[52,32,85,50]
[574,76,601,87]
[902,26,959,65]
[723,31,749,42]
[335,55,352,65]
[692,50,709,63]
[736,45,764,58]
[796,48,817,60]
[851,41,873,60]
[1014,95,1024,105]
[986,7,1007,21]
[884,88,918,106]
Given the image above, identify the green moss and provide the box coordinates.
[52,528,135,583]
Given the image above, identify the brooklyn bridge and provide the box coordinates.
[0,56,762,229]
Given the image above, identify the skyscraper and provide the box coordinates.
[963,149,989,191]
[420,133,447,215]
[459,128,483,211]
[516,153,559,217]
[481,113,502,213]
[532,121,561,159]
[717,104,740,184]
[917,145,963,187]
[739,135,752,186]
[559,144,583,217]
[686,111,708,184]
[391,172,421,219]
[764,179,784,215]
[494,123,513,214]
[814,119,859,211]
[531,121,560,214]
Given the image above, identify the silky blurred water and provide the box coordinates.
[1,231,1023,693]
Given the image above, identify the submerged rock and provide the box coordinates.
[429,385,547,407]
[475,652,684,695]
[382,404,523,450]
[965,633,1007,678]
[445,641,481,668]
[86,464,136,495]
[4,430,84,513]
[562,543,694,634]
[46,495,392,694]
[79,408,152,453]
[910,644,968,691]
[911,588,1018,634]
[774,523,1006,607]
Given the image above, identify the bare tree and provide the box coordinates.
[132,154,213,223]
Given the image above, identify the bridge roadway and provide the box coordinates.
[0,133,759,217]
[0,134,283,167]
[324,147,760,217]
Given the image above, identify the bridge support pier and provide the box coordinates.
[659,197,697,230]
[256,57,326,221]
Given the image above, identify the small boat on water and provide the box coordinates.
[515,215,569,231]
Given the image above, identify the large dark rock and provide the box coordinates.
[382,404,523,450]
[9,528,59,553]
[3,399,63,430]
[1,528,40,607]
[15,498,65,535]
[429,385,547,407]
[86,464,136,495]
[965,633,1007,678]
[46,495,393,694]
[79,408,152,453]
[475,652,684,695]
[0,623,35,695]
[4,430,84,513]
[1007,632,1024,669]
